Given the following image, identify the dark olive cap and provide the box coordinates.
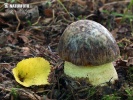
[58,20,120,66]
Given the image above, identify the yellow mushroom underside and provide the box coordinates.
[64,61,118,86]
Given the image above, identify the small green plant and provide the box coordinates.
[125,88,133,100]
[127,66,133,82]
[57,0,70,16]
[101,9,133,20]
[86,86,97,98]
[77,15,87,20]
[10,88,18,100]
[45,0,52,7]
[117,42,125,48]
[122,0,133,22]
[101,0,133,35]
[122,0,133,35]
[102,94,121,100]
[27,20,32,26]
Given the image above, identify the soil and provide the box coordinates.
[0,0,133,100]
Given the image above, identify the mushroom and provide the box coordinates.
[58,20,120,86]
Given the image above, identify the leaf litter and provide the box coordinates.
[0,0,133,100]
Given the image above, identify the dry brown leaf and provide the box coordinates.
[126,43,133,57]
[44,9,53,18]
[111,28,118,39]
[21,47,30,56]
[18,36,29,44]
[126,57,133,66]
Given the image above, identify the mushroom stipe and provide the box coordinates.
[64,61,118,86]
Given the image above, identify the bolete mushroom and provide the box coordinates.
[58,20,120,86]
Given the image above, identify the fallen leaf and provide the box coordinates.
[21,47,30,56]
[44,9,53,18]
[18,36,29,44]
[12,57,51,87]
[126,57,133,66]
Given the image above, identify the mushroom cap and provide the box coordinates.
[58,20,120,66]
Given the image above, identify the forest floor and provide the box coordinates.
[0,0,133,100]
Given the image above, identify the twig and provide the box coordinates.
[32,16,41,25]
[14,10,21,32]
[57,0,70,16]
[0,3,4,11]
[52,9,55,20]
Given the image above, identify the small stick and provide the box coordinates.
[14,10,21,32]
[32,16,41,25]
[57,0,70,16]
